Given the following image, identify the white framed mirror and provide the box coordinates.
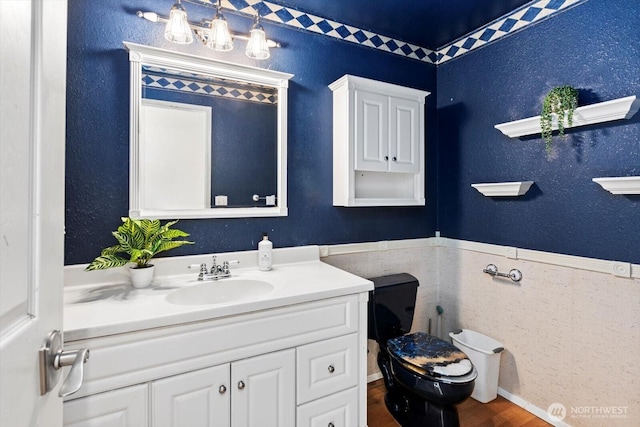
[124,42,293,219]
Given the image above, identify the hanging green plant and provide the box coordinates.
[540,86,579,152]
[85,217,194,270]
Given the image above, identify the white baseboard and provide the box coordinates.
[367,372,383,383]
[367,377,570,425]
[498,387,571,427]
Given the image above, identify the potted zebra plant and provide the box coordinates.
[85,217,194,288]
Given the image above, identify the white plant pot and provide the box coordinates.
[129,265,155,288]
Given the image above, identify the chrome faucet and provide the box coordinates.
[189,256,239,280]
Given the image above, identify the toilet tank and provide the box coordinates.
[368,273,419,345]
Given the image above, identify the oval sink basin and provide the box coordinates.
[166,279,274,306]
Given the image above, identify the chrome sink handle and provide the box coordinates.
[222,260,239,275]
[188,263,208,280]
[188,259,239,280]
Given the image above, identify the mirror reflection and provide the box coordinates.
[141,66,278,209]
[125,42,293,219]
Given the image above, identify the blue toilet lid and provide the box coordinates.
[387,332,473,377]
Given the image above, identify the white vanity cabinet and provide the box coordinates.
[330,74,430,207]
[230,349,296,427]
[152,350,295,427]
[63,293,368,427]
[152,364,231,427]
[63,383,148,427]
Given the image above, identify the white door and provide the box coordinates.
[231,349,295,427]
[0,1,68,426]
[139,99,212,211]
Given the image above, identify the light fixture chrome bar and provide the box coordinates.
[136,11,281,49]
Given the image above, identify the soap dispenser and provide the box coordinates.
[258,232,273,271]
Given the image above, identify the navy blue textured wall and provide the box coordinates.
[437,0,639,263]
[65,0,437,264]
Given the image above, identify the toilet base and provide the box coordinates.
[384,389,460,427]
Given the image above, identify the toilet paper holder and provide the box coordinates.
[483,264,522,282]
[252,194,277,205]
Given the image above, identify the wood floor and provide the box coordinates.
[367,379,551,427]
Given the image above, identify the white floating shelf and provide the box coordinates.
[592,176,640,195]
[471,181,534,197]
[495,95,640,138]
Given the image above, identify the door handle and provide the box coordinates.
[39,330,90,397]
[56,348,90,397]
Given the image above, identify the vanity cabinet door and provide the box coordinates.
[231,349,295,427]
[296,333,359,405]
[152,364,230,427]
[296,387,358,427]
[63,384,148,427]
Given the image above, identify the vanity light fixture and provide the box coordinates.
[207,0,233,52]
[245,14,270,59]
[136,0,281,60]
[164,0,194,44]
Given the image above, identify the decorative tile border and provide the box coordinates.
[191,0,586,64]
[195,0,436,62]
[142,71,278,104]
[436,0,586,64]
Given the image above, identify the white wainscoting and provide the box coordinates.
[322,236,640,427]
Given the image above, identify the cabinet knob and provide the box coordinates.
[392,156,397,161]
[328,423,335,427]
[237,380,246,390]
[328,365,335,374]
[384,156,389,161]
[219,385,227,394]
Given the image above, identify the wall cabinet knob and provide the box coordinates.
[219,385,227,394]
[392,156,397,161]
[328,423,335,427]
[328,365,335,373]
[237,380,246,390]
[384,156,389,161]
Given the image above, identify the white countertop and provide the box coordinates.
[64,246,373,342]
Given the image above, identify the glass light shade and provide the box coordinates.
[207,13,234,51]
[164,1,193,44]
[245,25,270,59]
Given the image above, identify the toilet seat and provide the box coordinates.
[387,332,474,382]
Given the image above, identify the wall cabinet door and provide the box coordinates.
[152,364,230,427]
[354,90,420,174]
[389,97,421,173]
[231,349,296,427]
[354,89,389,172]
[64,384,148,427]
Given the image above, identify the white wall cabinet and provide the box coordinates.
[64,294,368,427]
[330,74,430,206]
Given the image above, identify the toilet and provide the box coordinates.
[368,273,477,427]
